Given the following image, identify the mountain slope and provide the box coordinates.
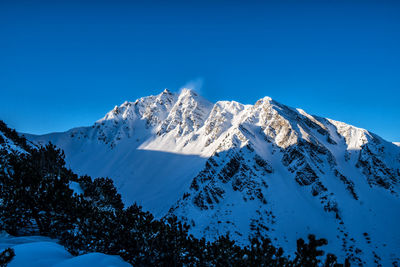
[27,89,400,265]
[0,121,33,154]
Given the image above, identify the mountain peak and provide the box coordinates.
[262,96,273,102]
[175,88,213,110]
[254,96,273,107]
[156,88,176,102]
[162,88,171,94]
[26,89,400,266]
[179,88,198,97]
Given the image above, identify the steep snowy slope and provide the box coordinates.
[27,89,211,217]
[27,89,400,265]
[0,132,26,154]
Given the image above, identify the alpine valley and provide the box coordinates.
[25,89,400,265]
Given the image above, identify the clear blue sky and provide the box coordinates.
[1,0,399,141]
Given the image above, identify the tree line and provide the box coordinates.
[0,121,348,266]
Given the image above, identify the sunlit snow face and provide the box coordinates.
[23,89,400,266]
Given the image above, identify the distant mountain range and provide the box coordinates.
[23,89,400,265]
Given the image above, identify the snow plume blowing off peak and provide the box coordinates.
[25,89,400,266]
[179,78,204,95]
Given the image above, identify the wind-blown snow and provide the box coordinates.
[25,89,400,265]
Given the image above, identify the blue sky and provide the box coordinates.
[1,0,399,141]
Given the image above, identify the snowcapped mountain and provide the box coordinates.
[26,89,400,265]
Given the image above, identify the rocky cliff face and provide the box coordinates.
[26,89,400,266]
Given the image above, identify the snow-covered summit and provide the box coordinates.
[26,89,400,265]
[98,88,177,124]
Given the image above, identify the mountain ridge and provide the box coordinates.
[25,89,400,265]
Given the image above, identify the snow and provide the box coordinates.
[0,132,27,154]
[68,181,83,195]
[25,89,400,265]
[0,233,129,267]
[327,118,370,150]
[54,253,129,267]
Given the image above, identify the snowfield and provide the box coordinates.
[25,89,400,265]
[0,233,129,267]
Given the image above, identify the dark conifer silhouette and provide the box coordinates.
[0,247,15,266]
[0,120,347,266]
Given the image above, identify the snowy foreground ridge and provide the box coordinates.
[27,89,400,265]
[0,233,129,267]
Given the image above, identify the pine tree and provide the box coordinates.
[0,121,347,267]
[293,234,328,267]
[0,248,15,266]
